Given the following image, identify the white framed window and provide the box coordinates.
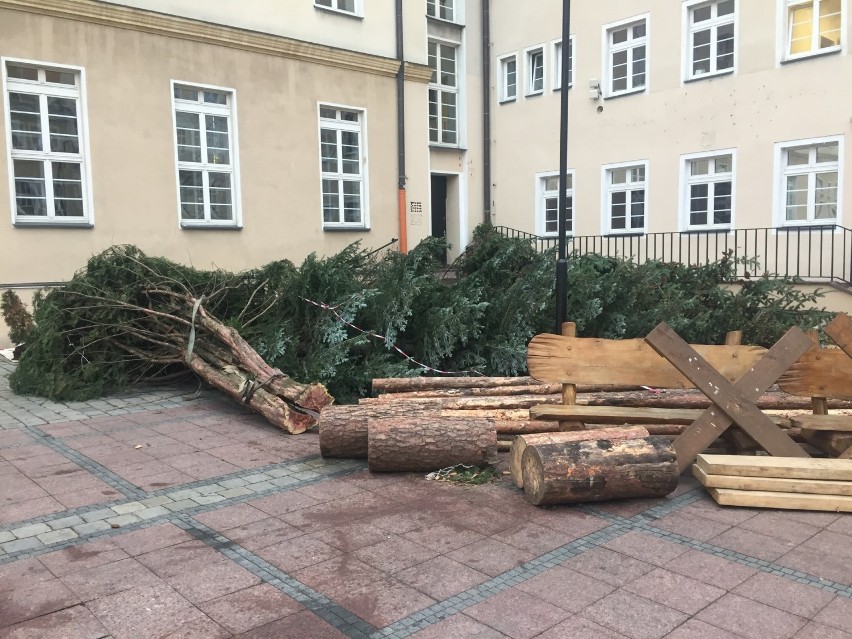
[775,136,843,226]
[525,46,545,96]
[604,16,649,97]
[783,0,843,59]
[427,0,455,22]
[319,105,368,229]
[172,83,240,228]
[3,59,92,226]
[498,54,518,102]
[602,161,648,234]
[314,0,361,17]
[536,171,575,237]
[552,37,574,91]
[428,40,459,145]
[685,0,736,80]
[681,150,735,230]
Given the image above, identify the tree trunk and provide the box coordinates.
[367,417,497,472]
[319,405,441,458]
[581,389,852,410]
[522,436,679,506]
[360,395,560,410]
[510,426,650,489]
[372,376,543,392]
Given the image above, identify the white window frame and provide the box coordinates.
[317,102,370,230]
[428,38,461,147]
[524,45,545,97]
[497,53,518,103]
[3,57,94,227]
[679,149,737,232]
[552,36,575,91]
[170,80,241,229]
[683,0,738,81]
[601,160,649,235]
[773,135,844,228]
[535,170,575,237]
[602,14,650,98]
[427,0,463,24]
[780,0,845,61]
[314,0,363,18]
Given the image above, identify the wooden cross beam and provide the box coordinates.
[645,323,811,473]
[826,313,852,359]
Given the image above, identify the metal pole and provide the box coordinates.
[555,0,571,333]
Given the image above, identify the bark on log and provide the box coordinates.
[521,436,679,506]
[510,426,650,489]
[319,405,442,458]
[360,395,560,410]
[367,417,497,472]
[580,389,852,410]
[372,376,543,392]
[376,384,642,399]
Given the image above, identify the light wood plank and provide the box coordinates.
[693,465,852,496]
[696,454,852,481]
[801,430,852,457]
[777,349,852,400]
[527,334,766,388]
[707,487,852,512]
[791,415,852,432]
[531,405,792,427]
[826,313,852,359]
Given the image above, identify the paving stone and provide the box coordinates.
[140,495,173,507]
[136,506,171,520]
[0,530,16,544]
[581,589,689,639]
[37,528,79,545]
[191,494,226,505]
[2,536,43,554]
[624,568,725,615]
[466,587,570,639]
[219,486,254,498]
[198,583,304,634]
[72,520,113,536]
[516,565,616,613]
[80,508,117,523]
[47,515,85,531]
[734,571,836,618]
[12,522,52,539]
[815,597,852,633]
[218,477,249,489]
[697,593,807,639]
[105,514,140,527]
[164,499,198,512]
[110,501,144,515]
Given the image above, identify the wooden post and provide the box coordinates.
[559,322,584,432]
[805,330,829,416]
[721,330,757,453]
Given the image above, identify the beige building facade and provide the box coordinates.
[1,0,851,345]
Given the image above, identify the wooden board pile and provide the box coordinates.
[693,454,852,512]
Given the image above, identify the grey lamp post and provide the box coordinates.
[555,0,572,333]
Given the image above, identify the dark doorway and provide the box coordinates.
[430,175,448,263]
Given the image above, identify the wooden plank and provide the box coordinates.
[559,322,584,432]
[693,465,852,496]
[646,324,810,472]
[696,454,852,481]
[777,349,852,400]
[790,415,852,431]
[801,430,852,457]
[707,487,852,512]
[527,333,766,388]
[531,405,792,427]
[826,313,852,358]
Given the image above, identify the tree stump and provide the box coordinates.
[319,405,441,458]
[510,426,650,489]
[521,436,678,506]
[367,417,497,472]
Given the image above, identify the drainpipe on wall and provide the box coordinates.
[481,0,492,225]
[395,0,408,253]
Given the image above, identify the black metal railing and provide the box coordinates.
[494,225,852,286]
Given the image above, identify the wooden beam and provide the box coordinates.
[693,465,852,496]
[695,454,852,481]
[790,415,852,431]
[646,323,810,472]
[826,313,852,359]
[530,404,792,427]
[707,487,852,512]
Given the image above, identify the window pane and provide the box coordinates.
[179,170,204,220]
[205,115,230,165]
[612,28,628,44]
[632,46,647,87]
[320,128,338,173]
[789,4,814,54]
[54,199,84,217]
[787,147,810,166]
[631,166,645,182]
[816,142,839,163]
[819,0,842,48]
[633,22,646,38]
[713,180,732,224]
[631,190,645,228]
[52,162,83,209]
[544,177,559,192]
[693,29,712,75]
[690,183,709,226]
[693,5,712,22]
[715,155,733,173]
[44,70,76,86]
[9,93,42,151]
[342,180,361,223]
[545,196,558,234]
[322,179,340,223]
[174,87,199,101]
[718,0,735,16]
[203,91,227,105]
[691,159,710,176]
[338,0,355,12]
[441,91,457,144]
[14,160,47,216]
[785,174,809,221]
[48,97,79,153]
[176,111,202,163]
[7,65,38,81]
[440,46,456,87]
[612,50,628,92]
[611,169,627,185]
[717,23,735,70]
[341,110,359,122]
[815,171,838,219]
[341,131,360,174]
[428,89,439,142]
[319,107,336,119]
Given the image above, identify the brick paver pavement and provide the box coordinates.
[1,359,850,638]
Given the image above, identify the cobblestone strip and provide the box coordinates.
[20,424,146,499]
[373,522,632,639]
[0,457,363,561]
[581,500,852,600]
[178,516,377,639]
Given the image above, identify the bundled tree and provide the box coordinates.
[10,225,830,408]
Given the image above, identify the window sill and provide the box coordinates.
[499,97,517,105]
[776,223,839,232]
[181,223,242,231]
[605,231,646,237]
[429,143,467,151]
[314,5,363,19]
[13,220,93,229]
[682,227,733,234]
[426,14,464,27]
[525,90,544,98]
[685,68,735,83]
[781,46,842,65]
[604,87,647,101]
[324,225,370,232]
[552,85,573,92]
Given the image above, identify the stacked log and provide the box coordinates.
[367,417,497,472]
[522,436,679,506]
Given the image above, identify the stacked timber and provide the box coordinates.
[693,454,852,512]
[519,433,679,506]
